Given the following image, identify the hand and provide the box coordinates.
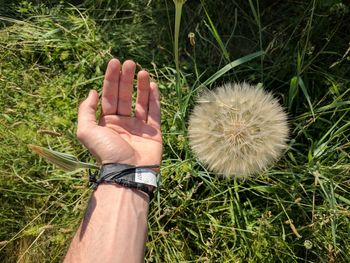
[77,59,162,167]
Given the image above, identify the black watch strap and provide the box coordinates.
[89,163,159,199]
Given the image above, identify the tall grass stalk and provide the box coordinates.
[173,0,186,103]
[248,0,264,82]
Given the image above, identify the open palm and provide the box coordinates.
[77,59,162,167]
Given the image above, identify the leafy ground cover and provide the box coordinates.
[0,0,349,262]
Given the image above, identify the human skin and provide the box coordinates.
[63,58,162,263]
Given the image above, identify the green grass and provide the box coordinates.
[1,0,350,262]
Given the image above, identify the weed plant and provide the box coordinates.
[0,0,349,262]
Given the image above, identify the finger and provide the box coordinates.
[117,60,136,116]
[77,90,99,139]
[147,82,161,128]
[135,70,150,121]
[102,58,121,115]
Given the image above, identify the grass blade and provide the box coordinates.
[202,50,265,87]
[29,144,98,171]
[288,76,298,110]
[201,1,230,62]
[298,77,315,118]
[288,75,315,118]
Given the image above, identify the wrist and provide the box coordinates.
[90,163,159,200]
[94,184,150,204]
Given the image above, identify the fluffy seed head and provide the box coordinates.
[188,83,289,177]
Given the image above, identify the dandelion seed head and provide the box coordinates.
[188,82,289,177]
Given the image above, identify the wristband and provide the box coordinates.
[89,163,160,199]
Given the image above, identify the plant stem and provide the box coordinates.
[174,0,184,102]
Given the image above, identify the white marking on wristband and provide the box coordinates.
[135,169,157,187]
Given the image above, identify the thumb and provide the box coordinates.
[77,90,98,138]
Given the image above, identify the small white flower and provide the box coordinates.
[188,83,289,177]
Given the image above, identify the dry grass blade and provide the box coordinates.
[28,144,98,171]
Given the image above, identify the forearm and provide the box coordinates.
[64,184,149,263]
